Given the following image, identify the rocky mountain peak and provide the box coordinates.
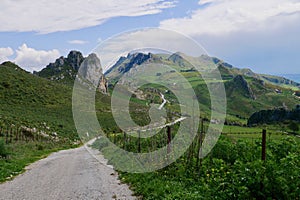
[78,53,108,93]
[66,50,84,71]
[127,52,153,66]
[168,52,188,67]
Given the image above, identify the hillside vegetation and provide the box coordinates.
[0,61,80,182]
[0,61,76,139]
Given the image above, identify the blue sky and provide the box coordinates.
[1,0,300,75]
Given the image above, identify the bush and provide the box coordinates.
[36,144,44,151]
[0,139,8,159]
[288,121,299,133]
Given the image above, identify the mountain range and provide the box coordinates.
[1,50,300,126]
[104,51,299,121]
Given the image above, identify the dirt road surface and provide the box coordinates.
[0,143,136,200]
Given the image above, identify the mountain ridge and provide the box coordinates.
[104,51,300,119]
[106,51,300,88]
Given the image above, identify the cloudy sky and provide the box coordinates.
[0,0,300,75]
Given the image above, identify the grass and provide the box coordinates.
[0,62,77,139]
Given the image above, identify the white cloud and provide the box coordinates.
[198,0,214,6]
[68,40,88,45]
[0,47,14,63]
[160,0,300,36]
[0,0,176,33]
[14,44,60,72]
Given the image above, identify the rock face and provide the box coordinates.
[75,53,108,93]
[248,106,300,125]
[79,53,103,87]
[233,75,256,100]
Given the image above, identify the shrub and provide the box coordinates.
[0,139,8,159]
[288,121,299,133]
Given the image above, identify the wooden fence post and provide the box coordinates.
[9,126,13,143]
[5,125,9,144]
[167,126,171,154]
[262,129,266,161]
[123,132,126,150]
[196,118,204,172]
[260,129,267,196]
[138,130,141,153]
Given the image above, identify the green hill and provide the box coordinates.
[0,61,81,182]
[0,61,77,139]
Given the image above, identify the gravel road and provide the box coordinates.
[0,142,136,200]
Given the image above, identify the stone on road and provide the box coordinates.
[0,145,136,200]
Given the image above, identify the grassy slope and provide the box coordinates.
[0,62,76,139]
[0,62,81,182]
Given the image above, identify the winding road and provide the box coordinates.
[0,143,136,200]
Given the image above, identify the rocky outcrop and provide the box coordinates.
[79,53,103,87]
[105,52,154,76]
[77,53,108,94]
[248,105,300,125]
[119,53,153,74]
[34,51,85,83]
[98,75,108,94]
[43,51,84,71]
[67,51,84,71]
[233,75,256,100]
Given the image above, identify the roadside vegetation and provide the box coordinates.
[0,62,80,182]
[95,124,300,199]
